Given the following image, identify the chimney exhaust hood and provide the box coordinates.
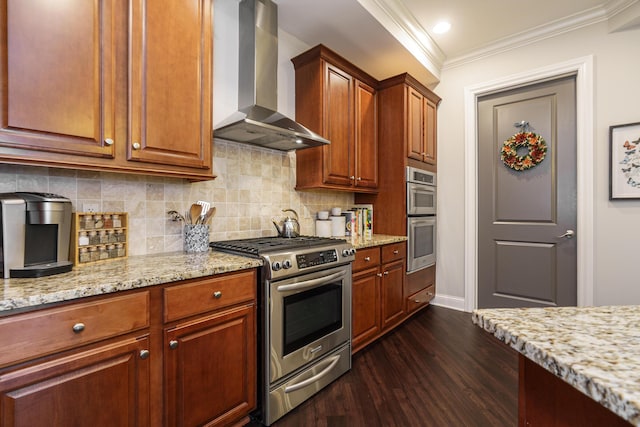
[214,0,329,151]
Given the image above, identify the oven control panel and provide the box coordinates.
[296,249,338,269]
[264,243,356,280]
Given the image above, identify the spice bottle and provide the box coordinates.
[116,229,126,242]
[89,246,99,262]
[99,230,108,244]
[116,243,125,257]
[83,215,95,230]
[98,245,109,260]
[78,231,89,246]
[112,214,122,228]
[108,229,117,243]
[104,215,113,228]
[79,247,90,263]
[94,215,104,229]
[107,244,117,258]
[88,230,99,245]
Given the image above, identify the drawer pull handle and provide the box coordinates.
[428,292,434,297]
[213,291,222,299]
[139,350,150,359]
[169,340,179,349]
[72,323,85,333]
[364,256,371,262]
[393,250,399,254]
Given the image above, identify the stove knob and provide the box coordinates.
[342,249,351,257]
[283,259,292,269]
[272,261,282,271]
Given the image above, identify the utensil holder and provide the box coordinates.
[184,224,209,253]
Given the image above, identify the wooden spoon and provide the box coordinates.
[202,206,216,225]
[190,203,202,225]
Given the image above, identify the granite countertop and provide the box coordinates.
[0,234,405,315]
[344,234,407,249]
[473,306,640,426]
[0,251,262,314]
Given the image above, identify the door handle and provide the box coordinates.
[557,230,575,239]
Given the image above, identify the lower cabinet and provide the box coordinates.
[0,336,150,427]
[0,269,258,427]
[164,304,256,427]
[352,242,406,353]
[406,264,436,314]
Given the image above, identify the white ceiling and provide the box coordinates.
[275,0,640,86]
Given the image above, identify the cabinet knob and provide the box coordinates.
[364,256,371,262]
[356,177,362,181]
[349,176,355,180]
[393,250,399,254]
[213,291,222,299]
[428,292,434,297]
[132,142,141,150]
[383,271,389,275]
[104,138,114,146]
[376,273,383,277]
[421,152,427,157]
[139,349,150,359]
[169,340,179,349]
[72,323,85,333]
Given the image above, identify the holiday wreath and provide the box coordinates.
[500,131,547,171]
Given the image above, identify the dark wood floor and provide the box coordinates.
[267,305,518,427]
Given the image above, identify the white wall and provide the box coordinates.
[435,21,640,306]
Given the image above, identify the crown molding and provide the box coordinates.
[357,0,445,80]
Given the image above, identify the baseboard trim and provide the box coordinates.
[431,294,466,311]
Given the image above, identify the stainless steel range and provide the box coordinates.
[210,236,356,425]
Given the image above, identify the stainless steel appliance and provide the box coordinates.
[210,236,355,425]
[406,167,437,272]
[0,192,73,278]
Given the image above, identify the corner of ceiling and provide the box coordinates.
[356,0,446,82]
[607,0,640,32]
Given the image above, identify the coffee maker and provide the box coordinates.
[0,192,73,279]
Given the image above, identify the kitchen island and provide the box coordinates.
[473,306,640,426]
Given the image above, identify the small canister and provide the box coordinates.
[88,230,99,245]
[99,230,109,244]
[108,229,117,243]
[116,229,126,242]
[89,246,99,262]
[107,244,117,258]
[83,215,95,230]
[94,215,104,229]
[78,231,89,246]
[104,215,113,229]
[98,245,109,260]
[79,247,90,263]
[112,214,122,228]
[116,243,125,257]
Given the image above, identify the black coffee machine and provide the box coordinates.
[0,192,73,278]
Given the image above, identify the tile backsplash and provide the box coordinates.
[0,140,353,256]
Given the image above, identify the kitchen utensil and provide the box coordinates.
[202,206,216,224]
[189,203,202,225]
[272,208,300,238]
[196,200,210,223]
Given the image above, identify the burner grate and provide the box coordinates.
[209,236,341,256]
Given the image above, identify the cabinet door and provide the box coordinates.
[424,98,437,165]
[381,259,405,330]
[354,80,378,189]
[406,86,425,161]
[0,0,116,158]
[129,0,212,170]
[165,304,256,427]
[322,63,354,186]
[0,336,150,427]
[352,267,380,352]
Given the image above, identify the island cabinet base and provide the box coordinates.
[518,355,632,426]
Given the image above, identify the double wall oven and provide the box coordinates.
[210,236,355,425]
[406,166,437,272]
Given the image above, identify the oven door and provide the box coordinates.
[268,264,351,383]
[407,182,436,215]
[407,216,436,272]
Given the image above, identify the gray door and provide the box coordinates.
[477,76,577,308]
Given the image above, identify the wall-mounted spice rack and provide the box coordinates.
[70,212,128,265]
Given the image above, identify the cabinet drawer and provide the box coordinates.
[0,291,149,368]
[406,285,435,314]
[353,247,381,272]
[164,270,257,322]
[381,242,406,263]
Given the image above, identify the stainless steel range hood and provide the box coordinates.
[214,0,329,151]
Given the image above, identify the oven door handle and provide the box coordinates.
[276,270,346,293]
[283,354,342,394]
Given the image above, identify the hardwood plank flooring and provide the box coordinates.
[262,305,518,427]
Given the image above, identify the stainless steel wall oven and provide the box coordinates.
[210,237,355,426]
[406,167,437,272]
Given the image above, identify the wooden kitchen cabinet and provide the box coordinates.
[379,73,441,170]
[292,44,378,193]
[0,0,213,180]
[0,269,258,427]
[0,291,151,426]
[351,243,406,353]
[163,270,257,427]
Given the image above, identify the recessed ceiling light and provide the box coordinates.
[433,21,451,34]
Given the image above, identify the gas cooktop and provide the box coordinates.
[209,236,344,257]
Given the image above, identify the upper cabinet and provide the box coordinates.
[292,45,378,193]
[0,0,213,180]
[380,74,441,170]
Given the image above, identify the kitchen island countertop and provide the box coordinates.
[473,305,640,426]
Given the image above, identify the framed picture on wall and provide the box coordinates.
[610,122,640,200]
